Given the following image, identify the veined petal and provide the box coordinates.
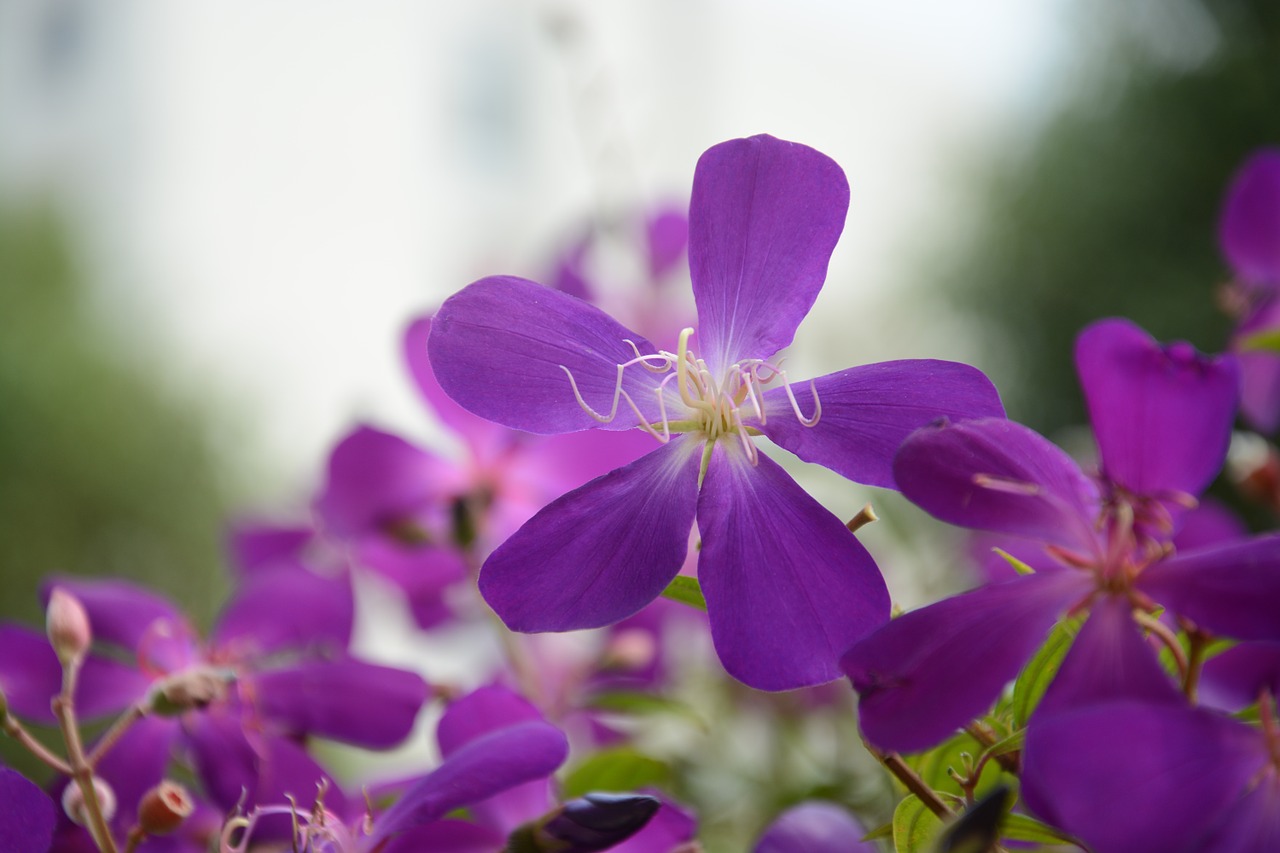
[429,276,666,434]
[211,562,353,655]
[0,768,55,853]
[479,438,701,632]
[754,801,875,853]
[1137,533,1280,641]
[40,576,184,654]
[1075,318,1238,498]
[252,658,427,749]
[689,135,848,371]
[1021,701,1262,853]
[1219,148,1280,285]
[405,315,511,451]
[894,418,1102,553]
[697,444,890,691]
[758,359,1004,489]
[370,721,568,844]
[842,571,1091,753]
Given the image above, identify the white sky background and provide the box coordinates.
[0,0,1075,505]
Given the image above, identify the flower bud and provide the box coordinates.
[62,776,117,826]
[137,780,194,835]
[525,792,660,853]
[46,588,92,667]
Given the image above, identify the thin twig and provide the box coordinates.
[1,714,72,775]
[54,659,119,853]
[87,702,148,767]
[863,740,955,819]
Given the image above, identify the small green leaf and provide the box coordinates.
[560,748,670,800]
[1240,328,1280,353]
[979,728,1025,761]
[993,548,1035,575]
[661,575,707,610]
[862,822,894,841]
[892,795,945,853]
[1000,812,1079,845]
[586,690,704,727]
[1011,615,1084,728]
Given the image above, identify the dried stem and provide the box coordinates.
[87,702,148,767]
[54,659,119,853]
[1,714,72,775]
[863,740,955,819]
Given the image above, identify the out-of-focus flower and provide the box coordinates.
[753,801,876,853]
[1,766,55,853]
[428,133,1003,690]
[843,319,1280,752]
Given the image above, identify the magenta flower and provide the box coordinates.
[753,801,876,853]
[0,767,55,853]
[427,134,1004,690]
[843,318,1280,752]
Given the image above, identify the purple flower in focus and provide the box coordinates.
[1220,149,1280,432]
[842,318,1280,752]
[427,134,1004,690]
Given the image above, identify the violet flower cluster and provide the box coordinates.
[5,133,1280,853]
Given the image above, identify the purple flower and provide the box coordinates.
[753,801,876,853]
[842,318,1280,752]
[427,134,1004,690]
[1020,599,1280,853]
[0,767,55,853]
[1220,149,1280,432]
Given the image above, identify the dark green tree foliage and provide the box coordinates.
[0,205,228,630]
[941,0,1280,432]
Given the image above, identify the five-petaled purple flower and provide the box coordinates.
[426,134,1004,690]
[842,317,1280,752]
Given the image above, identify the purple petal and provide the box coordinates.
[212,562,353,655]
[252,658,427,749]
[39,576,184,654]
[697,444,890,691]
[1021,701,1263,853]
[381,820,506,853]
[0,626,149,722]
[352,537,467,630]
[1137,533,1280,640]
[609,798,698,853]
[968,533,1064,583]
[759,359,1004,489]
[225,521,314,574]
[0,768,56,853]
[894,417,1102,553]
[314,425,456,540]
[370,720,568,844]
[404,315,511,452]
[1075,318,1238,498]
[842,571,1091,753]
[437,685,544,758]
[645,205,689,280]
[1033,597,1181,717]
[1200,642,1280,712]
[1219,148,1280,285]
[754,801,875,853]
[1172,497,1248,552]
[92,716,180,824]
[1195,774,1280,851]
[479,438,701,632]
[428,276,666,434]
[1235,296,1280,433]
[187,714,345,815]
[688,135,848,371]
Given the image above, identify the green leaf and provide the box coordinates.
[979,728,1025,761]
[560,747,671,800]
[661,575,707,610]
[892,795,945,853]
[1011,615,1084,728]
[1000,812,1079,845]
[862,822,894,841]
[993,548,1035,575]
[586,690,704,728]
[1240,327,1280,353]
[909,730,1008,802]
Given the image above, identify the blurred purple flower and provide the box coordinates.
[753,801,876,853]
[0,767,55,853]
[428,134,1003,690]
[842,318,1280,752]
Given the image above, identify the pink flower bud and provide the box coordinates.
[62,776,116,826]
[137,780,194,835]
[46,587,92,666]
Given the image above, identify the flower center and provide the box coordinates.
[561,327,820,465]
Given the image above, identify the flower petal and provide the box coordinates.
[893,417,1101,553]
[353,537,467,630]
[689,135,848,370]
[479,438,701,632]
[225,521,314,574]
[92,716,181,824]
[1194,774,1280,852]
[429,276,666,434]
[1234,296,1280,433]
[1200,642,1280,712]
[754,801,875,853]
[697,444,890,691]
[610,798,699,853]
[436,684,544,759]
[370,720,568,844]
[1137,533,1280,641]
[0,768,55,853]
[381,820,505,853]
[1075,318,1238,498]
[645,205,689,280]
[0,625,149,722]
[212,562,353,655]
[405,315,512,450]
[842,571,1091,753]
[39,576,184,654]
[759,360,1004,489]
[1219,148,1280,285]
[252,658,427,749]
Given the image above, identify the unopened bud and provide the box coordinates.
[137,780,194,835]
[601,629,657,673]
[46,588,92,666]
[530,792,660,853]
[62,776,117,826]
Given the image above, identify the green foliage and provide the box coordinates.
[892,795,945,852]
[560,747,671,800]
[1011,616,1083,728]
[660,575,707,610]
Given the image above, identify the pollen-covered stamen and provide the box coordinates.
[561,327,822,462]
